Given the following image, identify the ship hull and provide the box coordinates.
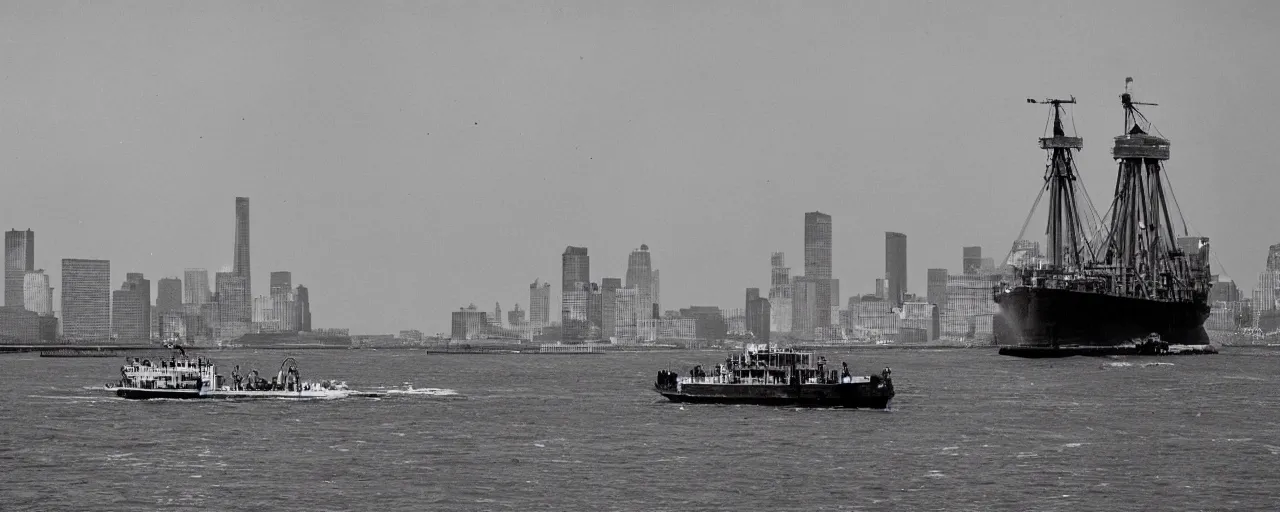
[113,387,380,400]
[994,286,1210,347]
[656,382,893,409]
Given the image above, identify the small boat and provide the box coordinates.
[654,344,894,409]
[109,348,381,400]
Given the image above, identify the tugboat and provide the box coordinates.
[654,344,894,408]
[110,348,380,400]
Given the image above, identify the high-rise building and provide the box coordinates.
[614,288,639,342]
[651,269,660,317]
[790,276,820,340]
[804,212,833,329]
[183,268,211,304]
[233,197,251,320]
[885,232,907,305]
[111,273,150,341]
[22,270,53,316]
[529,278,551,328]
[561,247,590,339]
[508,303,526,327]
[156,277,182,315]
[215,271,250,338]
[927,268,948,309]
[61,259,111,341]
[769,252,792,333]
[270,271,292,295]
[296,284,312,332]
[601,277,621,340]
[875,278,886,300]
[745,288,770,345]
[962,246,982,275]
[1268,243,1280,273]
[5,229,35,308]
[451,304,488,340]
[626,245,656,319]
[492,302,504,328]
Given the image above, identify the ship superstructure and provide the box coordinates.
[994,79,1211,347]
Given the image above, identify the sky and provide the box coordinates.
[2,1,1278,334]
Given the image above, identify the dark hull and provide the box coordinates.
[656,382,893,409]
[994,286,1210,347]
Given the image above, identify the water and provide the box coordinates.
[3,347,1279,511]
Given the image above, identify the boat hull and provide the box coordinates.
[114,387,379,400]
[656,382,893,409]
[994,286,1210,347]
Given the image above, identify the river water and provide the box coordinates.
[2,347,1278,511]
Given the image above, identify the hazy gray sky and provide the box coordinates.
[3,1,1277,334]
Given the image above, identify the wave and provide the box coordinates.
[386,386,459,396]
[1102,361,1175,369]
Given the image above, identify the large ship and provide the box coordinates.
[653,345,894,408]
[994,79,1212,351]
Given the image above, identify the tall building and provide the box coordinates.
[804,212,833,329]
[22,270,53,316]
[1268,243,1280,272]
[651,269,660,318]
[745,288,770,345]
[561,247,590,339]
[626,245,656,319]
[614,288,639,342]
[926,268,949,309]
[492,302,504,328]
[183,268,211,304]
[451,304,488,340]
[601,277,622,340]
[270,271,292,295]
[111,273,150,341]
[156,277,183,315]
[962,246,982,275]
[296,284,312,332]
[769,252,792,333]
[508,304,526,327]
[5,229,35,308]
[529,278,551,328]
[215,271,250,337]
[885,232,907,305]
[233,197,251,320]
[790,276,820,340]
[61,259,110,341]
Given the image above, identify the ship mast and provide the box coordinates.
[1018,96,1099,269]
[1099,77,1185,298]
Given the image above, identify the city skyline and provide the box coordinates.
[2,2,1277,334]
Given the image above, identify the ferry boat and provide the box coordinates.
[653,345,894,408]
[109,351,380,400]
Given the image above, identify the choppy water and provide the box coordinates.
[3,347,1280,511]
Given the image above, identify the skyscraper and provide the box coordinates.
[61,259,110,341]
[183,268,211,304]
[112,273,150,341]
[804,212,833,332]
[215,271,250,337]
[22,270,53,316]
[529,278,551,328]
[508,304,526,327]
[270,271,292,295]
[601,277,622,340]
[746,288,770,345]
[962,246,982,275]
[769,252,792,333]
[5,229,35,308]
[885,232,907,305]
[233,197,251,319]
[561,247,590,339]
[626,245,655,318]
[927,268,948,309]
[651,269,660,318]
[295,284,312,332]
[156,277,182,314]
